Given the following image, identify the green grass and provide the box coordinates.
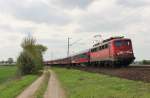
[0,66,17,84]
[52,67,150,98]
[0,75,38,98]
[0,66,38,98]
[33,70,50,98]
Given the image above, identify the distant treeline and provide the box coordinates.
[141,60,150,65]
[0,58,15,65]
[134,60,150,65]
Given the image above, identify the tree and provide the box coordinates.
[142,60,150,65]
[1,60,5,64]
[17,51,35,74]
[7,58,14,64]
[17,36,47,75]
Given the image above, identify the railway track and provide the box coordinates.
[69,65,150,83]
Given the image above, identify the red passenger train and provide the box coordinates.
[45,36,135,67]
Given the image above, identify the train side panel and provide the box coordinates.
[90,47,110,62]
[72,52,90,64]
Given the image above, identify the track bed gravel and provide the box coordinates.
[73,65,150,82]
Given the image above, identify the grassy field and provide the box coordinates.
[52,67,150,98]
[0,66,38,98]
[0,66,17,84]
[0,75,38,98]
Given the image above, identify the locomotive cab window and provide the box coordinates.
[114,40,122,47]
[114,40,131,47]
[124,40,131,46]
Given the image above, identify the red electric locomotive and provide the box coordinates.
[90,36,135,67]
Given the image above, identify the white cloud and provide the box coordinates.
[0,0,150,61]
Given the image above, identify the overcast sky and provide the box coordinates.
[0,0,150,61]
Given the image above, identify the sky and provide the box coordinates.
[0,0,150,61]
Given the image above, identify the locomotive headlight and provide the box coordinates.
[126,51,133,54]
[117,50,133,56]
[116,53,120,56]
[117,51,123,55]
[117,52,122,55]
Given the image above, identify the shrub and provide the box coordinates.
[17,36,47,75]
[17,51,35,75]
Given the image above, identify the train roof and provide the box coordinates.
[93,36,125,47]
[103,36,124,43]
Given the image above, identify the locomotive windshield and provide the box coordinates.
[115,40,122,47]
[114,40,131,47]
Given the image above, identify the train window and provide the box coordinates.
[105,44,108,48]
[95,48,97,52]
[99,46,101,50]
[102,45,105,49]
[114,40,122,47]
[101,46,103,50]
[91,48,97,52]
[79,54,87,58]
[115,40,131,47]
[91,49,94,52]
[93,49,95,52]
[92,49,94,52]
[97,47,99,51]
[124,40,131,46]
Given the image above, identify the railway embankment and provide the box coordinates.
[72,65,150,82]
